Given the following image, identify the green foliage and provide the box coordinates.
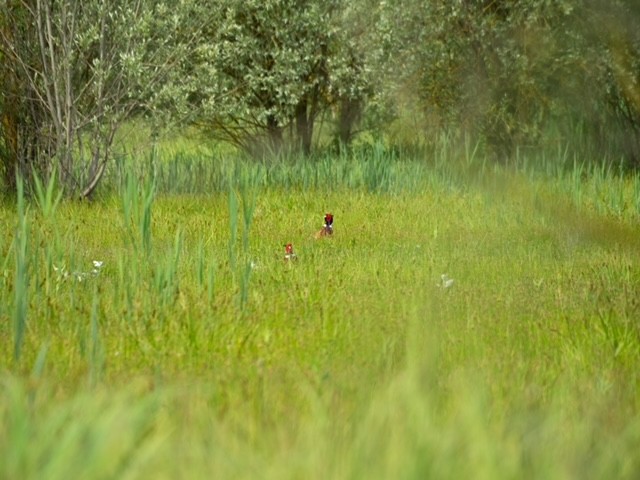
[12,176,28,363]
[121,168,156,255]
[32,167,63,220]
[2,0,640,186]
[1,151,640,476]
[1,378,161,480]
[1,144,640,477]
[0,0,208,196]
[377,0,640,163]
[189,0,373,154]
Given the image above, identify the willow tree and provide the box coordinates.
[378,0,640,164]
[0,0,203,197]
[192,0,374,156]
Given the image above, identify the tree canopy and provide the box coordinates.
[1,0,639,195]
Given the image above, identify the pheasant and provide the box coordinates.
[315,213,334,238]
[284,243,297,262]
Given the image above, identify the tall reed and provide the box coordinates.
[88,286,104,387]
[121,169,156,255]
[227,181,238,272]
[32,166,63,220]
[13,176,29,363]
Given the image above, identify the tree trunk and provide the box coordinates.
[1,110,19,192]
[266,114,282,154]
[295,98,314,156]
[336,97,361,147]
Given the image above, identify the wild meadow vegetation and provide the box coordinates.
[2,0,640,478]
[1,138,640,479]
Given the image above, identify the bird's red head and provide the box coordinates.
[324,213,333,227]
[285,243,294,255]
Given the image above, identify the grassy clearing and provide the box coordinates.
[1,149,640,479]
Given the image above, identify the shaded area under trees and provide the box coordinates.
[1,0,640,196]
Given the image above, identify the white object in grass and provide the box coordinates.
[91,260,104,276]
[440,274,454,289]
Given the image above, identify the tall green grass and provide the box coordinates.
[104,137,640,223]
[12,177,28,363]
[1,142,639,479]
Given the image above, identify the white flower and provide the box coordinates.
[440,274,454,289]
[91,260,104,276]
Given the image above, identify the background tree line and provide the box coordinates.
[1,0,639,197]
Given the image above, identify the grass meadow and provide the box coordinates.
[1,141,640,479]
